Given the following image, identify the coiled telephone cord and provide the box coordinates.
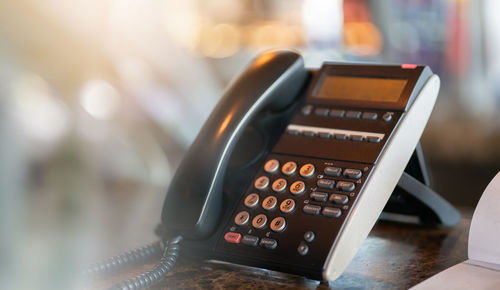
[84,236,183,290]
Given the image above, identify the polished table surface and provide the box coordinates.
[96,208,471,289]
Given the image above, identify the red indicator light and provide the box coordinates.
[401,64,417,69]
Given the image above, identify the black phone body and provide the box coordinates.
[161,50,441,281]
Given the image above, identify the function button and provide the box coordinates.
[344,168,362,179]
[303,204,321,215]
[329,109,346,118]
[330,193,349,205]
[244,193,260,208]
[262,196,278,211]
[224,232,242,244]
[314,107,330,116]
[382,112,394,122]
[260,238,278,249]
[318,132,331,139]
[304,231,315,242]
[297,241,309,256]
[302,131,316,137]
[334,133,348,140]
[234,211,250,226]
[286,129,300,135]
[290,181,306,195]
[301,105,313,116]
[317,179,335,190]
[282,161,297,175]
[280,199,296,213]
[270,217,286,232]
[272,178,287,193]
[350,135,364,141]
[362,112,378,120]
[322,207,342,218]
[310,191,328,202]
[299,163,316,178]
[242,235,259,246]
[336,181,355,192]
[252,214,268,229]
[324,166,342,177]
[254,176,269,190]
[367,136,381,143]
[264,159,280,173]
[345,111,362,119]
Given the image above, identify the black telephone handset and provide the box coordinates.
[161,50,308,238]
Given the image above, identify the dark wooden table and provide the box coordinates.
[95,208,471,289]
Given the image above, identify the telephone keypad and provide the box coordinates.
[270,217,286,232]
[272,178,287,193]
[299,164,315,178]
[280,199,295,213]
[252,214,268,229]
[264,159,280,173]
[262,196,278,211]
[244,193,259,208]
[254,176,269,190]
[281,161,297,175]
[289,181,305,195]
[234,211,250,226]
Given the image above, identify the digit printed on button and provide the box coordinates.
[281,161,297,175]
[264,159,279,173]
[299,163,315,178]
[234,211,250,226]
[272,178,287,193]
[254,176,269,190]
[244,193,259,208]
[270,217,286,232]
[262,196,277,210]
[290,181,305,195]
[252,214,268,229]
[280,198,295,213]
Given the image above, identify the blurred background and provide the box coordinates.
[0,0,499,289]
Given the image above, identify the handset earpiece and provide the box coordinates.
[161,50,307,239]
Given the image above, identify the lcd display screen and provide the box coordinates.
[314,75,408,103]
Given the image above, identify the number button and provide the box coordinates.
[290,181,305,195]
[254,176,269,190]
[299,164,315,178]
[280,198,296,213]
[272,178,287,193]
[244,193,259,208]
[262,196,278,210]
[264,159,279,173]
[270,217,286,232]
[281,161,297,175]
[234,211,250,226]
[252,214,268,229]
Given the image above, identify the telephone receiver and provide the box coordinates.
[160,49,460,281]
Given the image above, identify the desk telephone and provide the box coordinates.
[97,50,460,289]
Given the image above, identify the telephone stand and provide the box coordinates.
[381,143,461,226]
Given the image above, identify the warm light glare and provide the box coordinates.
[79,79,120,119]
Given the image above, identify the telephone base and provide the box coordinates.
[382,144,460,226]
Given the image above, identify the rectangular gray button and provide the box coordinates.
[330,194,348,205]
[324,166,342,177]
[329,109,345,118]
[345,111,361,119]
[362,112,378,120]
[314,108,329,116]
[317,179,335,189]
[336,181,355,192]
[303,204,321,215]
[322,207,342,218]
[350,135,364,141]
[302,131,315,137]
[334,133,347,140]
[318,132,331,139]
[287,129,300,135]
[367,136,381,143]
[310,192,328,202]
[344,168,362,179]
[242,235,259,246]
[260,238,277,249]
